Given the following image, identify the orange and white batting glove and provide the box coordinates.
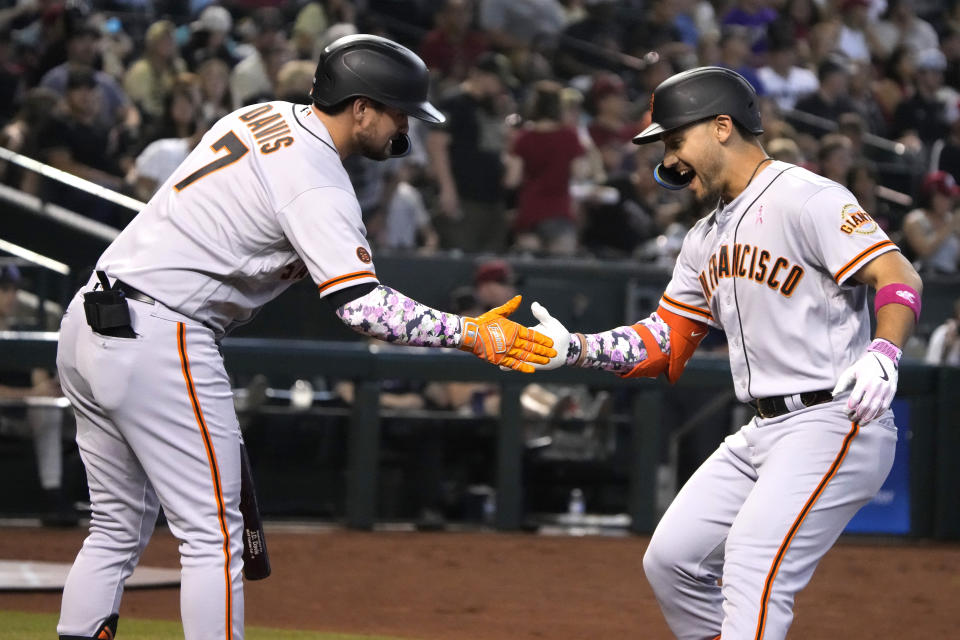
[459,295,556,373]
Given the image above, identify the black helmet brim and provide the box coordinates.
[632,122,665,145]
[396,100,446,124]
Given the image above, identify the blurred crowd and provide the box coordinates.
[0,0,958,273]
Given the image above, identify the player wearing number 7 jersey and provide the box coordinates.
[54,34,554,640]
[526,67,922,639]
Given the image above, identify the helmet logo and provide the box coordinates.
[649,92,655,114]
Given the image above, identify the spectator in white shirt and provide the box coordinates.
[924,298,960,366]
[872,0,939,59]
[757,29,818,111]
[836,0,880,64]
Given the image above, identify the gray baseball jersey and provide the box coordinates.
[660,160,897,402]
[57,101,380,639]
[98,101,379,337]
[643,161,900,640]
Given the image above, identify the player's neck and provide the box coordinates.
[724,148,772,203]
[311,105,354,159]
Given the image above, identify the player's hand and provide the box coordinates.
[831,349,898,425]
[459,295,556,373]
[526,302,570,371]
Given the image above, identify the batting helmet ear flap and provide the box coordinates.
[654,163,693,190]
[389,134,411,157]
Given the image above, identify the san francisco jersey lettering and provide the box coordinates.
[660,161,899,401]
[96,101,378,336]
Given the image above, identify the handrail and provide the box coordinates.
[0,183,120,242]
[0,239,70,275]
[0,145,146,213]
[782,108,909,156]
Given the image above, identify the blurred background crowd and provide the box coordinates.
[0,0,959,271]
[1,0,959,525]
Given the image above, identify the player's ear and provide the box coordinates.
[352,97,369,122]
[713,115,734,143]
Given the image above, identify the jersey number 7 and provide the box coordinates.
[174,131,249,192]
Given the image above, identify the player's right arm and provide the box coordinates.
[276,188,554,373]
[530,225,716,382]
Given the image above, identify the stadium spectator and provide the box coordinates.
[775,0,821,62]
[721,0,778,53]
[794,57,857,136]
[196,56,232,122]
[229,7,287,108]
[0,263,74,527]
[130,76,205,201]
[757,29,818,111]
[0,27,21,122]
[581,144,677,258]
[504,80,586,255]
[629,0,696,65]
[873,0,939,60]
[717,26,765,97]
[275,59,315,103]
[427,52,515,252]
[478,0,566,54]
[767,136,803,164]
[123,20,186,122]
[39,20,137,132]
[902,171,960,274]
[0,87,59,192]
[585,73,638,153]
[182,5,238,71]
[554,0,623,79]
[874,45,916,124]
[817,133,854,184]
[892,48,953,148]
[924,297,960,366]
[932,113,960,186]
[376,163,439,252]
[419,0,488,86]
[36,67,129,223]
[847,162,895,231]
[836,0,880,64]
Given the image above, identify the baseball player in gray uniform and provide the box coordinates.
[54,35,554,640]
[527,67,923,639]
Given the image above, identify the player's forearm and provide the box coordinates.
[565,314,671,373]
[336,284,463,347]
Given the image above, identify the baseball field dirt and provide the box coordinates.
[1,526,958,639]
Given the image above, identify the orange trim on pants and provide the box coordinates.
[177,322,233,640]
[753,421,860,640]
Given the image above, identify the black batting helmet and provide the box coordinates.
[310,34,445,156]
[632,67,763,189]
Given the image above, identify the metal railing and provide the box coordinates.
[4,331,957,538]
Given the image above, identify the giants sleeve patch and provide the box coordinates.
[839,204,878,235]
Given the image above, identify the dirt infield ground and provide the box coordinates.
[1,526,958,639]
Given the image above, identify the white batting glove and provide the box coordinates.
[831,339,901,425]
[527,302,571,371]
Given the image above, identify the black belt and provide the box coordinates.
[754,390,833,419]
[115,280,155,305]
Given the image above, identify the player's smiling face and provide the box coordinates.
[356,101,409,161]
[661,118,725,205]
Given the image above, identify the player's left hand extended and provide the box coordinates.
[459,295,556,373]
[831,350,898,425]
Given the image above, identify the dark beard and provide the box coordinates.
[694,174,724,208]
[357,129,391,161]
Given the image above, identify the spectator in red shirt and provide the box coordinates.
[586,73,638,150]
[420,0,488,86]
[505,80,586,256]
